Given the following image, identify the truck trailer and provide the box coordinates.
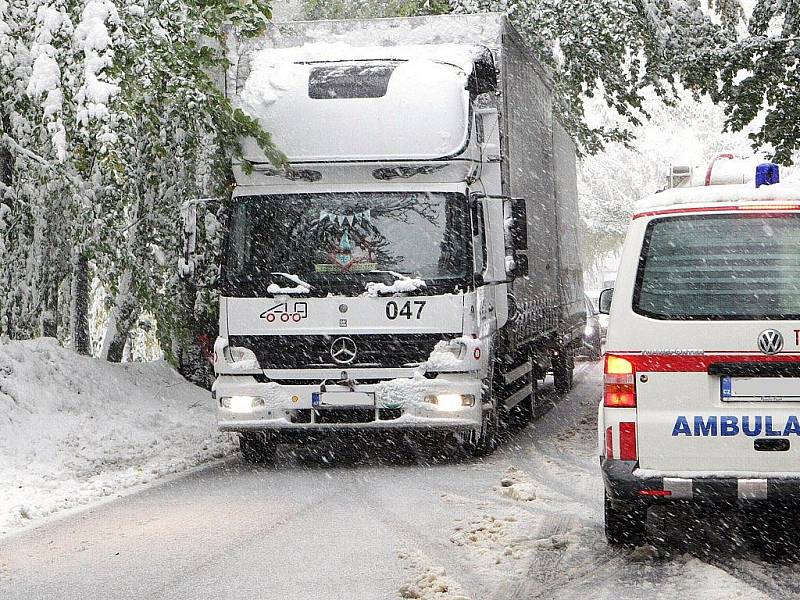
[203,13,585,460]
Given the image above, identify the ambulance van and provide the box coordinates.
[598,160,800,545]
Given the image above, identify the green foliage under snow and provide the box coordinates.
[0,0,279,375]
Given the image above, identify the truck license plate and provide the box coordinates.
[721,376,800,402]
[312,392,375,408]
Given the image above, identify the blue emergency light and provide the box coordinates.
[755,162,780,187]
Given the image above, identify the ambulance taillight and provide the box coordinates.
[604,355,636,408]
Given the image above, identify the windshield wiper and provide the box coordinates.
[267,272,313,295]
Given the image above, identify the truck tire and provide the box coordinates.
[462,406,498,457]
[604,491,648,547]
[240,432,277,464]
[553,348,574,392]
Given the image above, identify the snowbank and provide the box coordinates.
[0,338,229,535]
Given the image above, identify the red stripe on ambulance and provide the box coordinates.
[607,353,800,373]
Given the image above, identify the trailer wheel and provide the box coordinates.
[553,348,574,392]
[240,432,277,464]
[604,491,648,547]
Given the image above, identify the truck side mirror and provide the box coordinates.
[599,288,613,315]
[504,197,529,280]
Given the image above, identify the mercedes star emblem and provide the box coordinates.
[330,336,358,365]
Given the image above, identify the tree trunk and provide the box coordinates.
[1,114,13,189]
[176,278,214,389]
[70,253,91,355]
[100,269,139,362]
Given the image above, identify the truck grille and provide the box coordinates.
[229,334,450,370]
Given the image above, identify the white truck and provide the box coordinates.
[203,14,585,461]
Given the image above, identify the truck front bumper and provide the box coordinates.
[603,458,800,503]
[214,373,483,433]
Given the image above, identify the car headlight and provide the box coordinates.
[220,396,266,413]
[584,324,595,336]
[423,394,475,410]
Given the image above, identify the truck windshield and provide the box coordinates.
[223,192,471,297]
[634,214,800,320]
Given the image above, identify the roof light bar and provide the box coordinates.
[755,163,780,188]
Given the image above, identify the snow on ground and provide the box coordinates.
[0,338,229,535]
[0,357,791,598]
[394,364,775,599]
[397,550,470,600]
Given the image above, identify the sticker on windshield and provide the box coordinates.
[314,210,378,273]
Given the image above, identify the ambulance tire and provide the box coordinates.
[604,491,648,547]
[240,432,277,464]
[553,349,574,393]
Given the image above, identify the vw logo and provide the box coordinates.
[757,329,784,355]
[330,336,358,365]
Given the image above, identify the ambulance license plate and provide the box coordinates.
[721,376,800,402]
[311,392,375,408]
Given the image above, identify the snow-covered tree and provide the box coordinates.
[579,90,762,278]
[0,0,280,379]
[450,0,735,154]
[304,0,450,19]
[694,0,800,164]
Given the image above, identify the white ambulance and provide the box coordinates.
[598,158,800,545]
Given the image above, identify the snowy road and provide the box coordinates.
[2,361,800,599]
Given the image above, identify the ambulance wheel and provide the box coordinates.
[604,491,648,547]
[463,406,498,457]
[553,349,574,392]
[240,432,277,464]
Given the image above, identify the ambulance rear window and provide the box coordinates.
[633,214,800,320]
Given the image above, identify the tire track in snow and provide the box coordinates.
[348,472,491,599]
[700,557,796,600]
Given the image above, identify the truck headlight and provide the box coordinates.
[220,396,266,413]
[423,394,475,410]
[584,324,595,337]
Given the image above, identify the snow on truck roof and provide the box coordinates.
[245,42,488,75]
[237,46,478,162]
[634,182,800,217]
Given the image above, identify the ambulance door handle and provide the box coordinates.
[754,438,790,452]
